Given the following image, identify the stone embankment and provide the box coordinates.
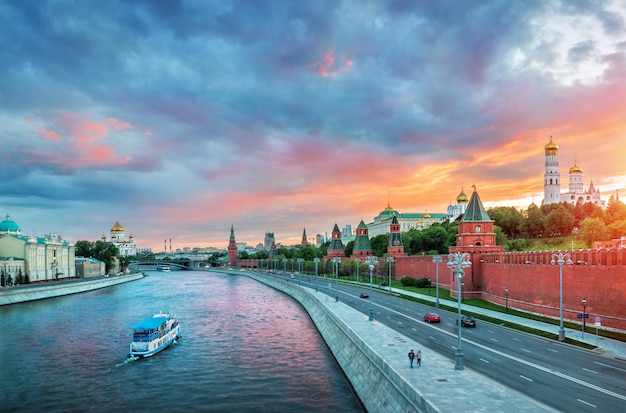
[0,272,144,306]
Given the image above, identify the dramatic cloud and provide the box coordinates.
[0,0,625,251]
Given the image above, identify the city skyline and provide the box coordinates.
[1,1,625,252]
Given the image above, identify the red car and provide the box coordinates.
[423,312,441,323]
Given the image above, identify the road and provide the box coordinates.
[297,275,626,412]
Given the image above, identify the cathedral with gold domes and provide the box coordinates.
[543,136,605,208]
[103,219,137,256]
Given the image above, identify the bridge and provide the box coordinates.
[128,260,193,271]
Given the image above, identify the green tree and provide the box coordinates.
[608,220,626,239]
[526,203,546,238]
[488,206,525,238]
[344,240,354,257]
[369,234,388,257]
[579,217,608,247]
[606,196,626,224]
[546,205,575,236]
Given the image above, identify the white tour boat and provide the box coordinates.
[129,312,181,357]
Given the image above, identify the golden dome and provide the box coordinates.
[457,187,469,203]
[545,136,559,155]
[101,234,106,240]
[569,163,583,173]
[111,219,124,232]
[384,202,394,211]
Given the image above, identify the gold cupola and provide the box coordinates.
[457,187,469,204]
[545,136,559,156]
[110,219,124,233]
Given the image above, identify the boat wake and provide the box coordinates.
[115,356,139,367]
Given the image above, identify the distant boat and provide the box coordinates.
[129,312,181,358]
[156,265,171,272]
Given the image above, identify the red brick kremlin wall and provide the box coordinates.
[235,248,626,332]
[394,248,626,332]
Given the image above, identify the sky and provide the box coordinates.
[1,0,626,253]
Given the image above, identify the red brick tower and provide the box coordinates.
[386,214,406,256]
[325,223,345,259]
[301,228,308,246]
[227,224,238,267]
[449,186,503,293]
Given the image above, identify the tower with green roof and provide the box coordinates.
[450,186,503,255]
[351,220,373,258]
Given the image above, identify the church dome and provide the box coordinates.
[569,163,583,173]
[0,214,20,233]
[545,136,559,155]
[380,203,398,217]
[111,219,124,232]
[456,187,469,204]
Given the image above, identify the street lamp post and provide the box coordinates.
[283,258,287,275]
[432,255,442,308]
[355,258,360,283]
[582,298,587,339]
[447,252,471,370]
[297,258,304,273]
[386,256,394,294]
[366,256,378,321]
[331,257,341,301]
[505,288,509,312]
[551,252,573,342]
[313,258,320,292]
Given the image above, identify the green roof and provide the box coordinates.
[462,188,491,222]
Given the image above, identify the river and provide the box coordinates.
[0,270,364,412]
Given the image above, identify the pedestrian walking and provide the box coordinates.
[416,350,422,366]
[408,349,415,368]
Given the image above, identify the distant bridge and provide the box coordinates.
[128,260,193,271]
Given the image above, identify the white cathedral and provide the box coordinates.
[543,136,605,208]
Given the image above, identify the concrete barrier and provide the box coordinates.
[0,273,145,306]
[244,272,427,413]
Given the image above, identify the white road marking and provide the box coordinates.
[577,399,597,408]
[521,348,532,353]
[480,358,490,364]
[594,361,626,373]
[547,348,559,353]
[583,368,598,374]
[520,375,533,382]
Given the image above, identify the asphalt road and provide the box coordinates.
[300,276,626,413]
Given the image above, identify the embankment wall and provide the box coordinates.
[244,272,433,413]
[0,273,144,306]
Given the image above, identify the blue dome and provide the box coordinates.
[0,215,21,233]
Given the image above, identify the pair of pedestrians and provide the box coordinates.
[408,349,421,368]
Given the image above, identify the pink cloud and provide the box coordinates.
[309,50,353,77]
[37,128,62,141]
[108,118,132,130]
[25,111,134,169]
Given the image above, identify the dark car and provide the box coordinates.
[457,315,476,327]
[360,292,370,299]
[423,312,441,323]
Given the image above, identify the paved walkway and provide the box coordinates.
[312,286,559,413]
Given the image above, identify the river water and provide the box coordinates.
[0,271,364,413]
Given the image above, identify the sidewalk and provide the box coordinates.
[389,286,626,360]
[312,286,559,413]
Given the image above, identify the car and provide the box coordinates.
[360,292,370,299]
[423,312,441,323]
[457,315,476,327]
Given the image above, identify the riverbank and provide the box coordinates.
[243,270,555,413]
[0,272,144,306]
